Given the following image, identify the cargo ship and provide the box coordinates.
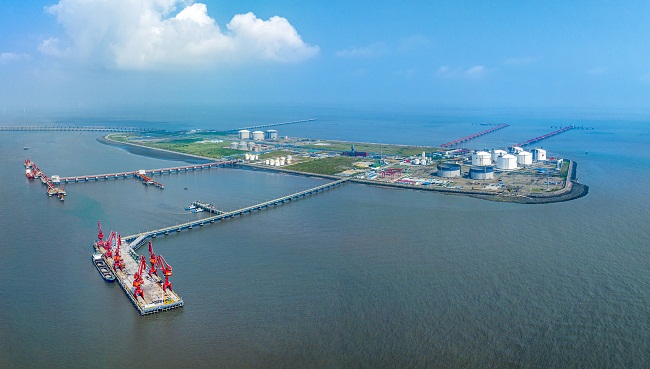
[92,253,115,282]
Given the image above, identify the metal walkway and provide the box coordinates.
[123,178,349,246]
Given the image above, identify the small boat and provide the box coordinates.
[23,146,29,150]
[92,253,115,282]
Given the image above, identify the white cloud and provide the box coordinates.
[0,52,31,62]
[436,65,453,76]
[464,65,485,78]
[335,43,387,58]
[42,0,318,70]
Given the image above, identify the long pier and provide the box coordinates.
[515,125,575,147]
[1,126,155,132]
[440,124,509,148]
[123,178,349,246]
[220,118,317,133]
[59,161,237,183]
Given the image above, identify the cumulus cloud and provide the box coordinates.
[42,0,318,70]
[335,43,387,58]
[0,52,31,62]
[464,65,486,78]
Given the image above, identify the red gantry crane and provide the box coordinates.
[148,241,158,277]
[133,255,147,300]
[103,231,115,259]
[97,220,104,248]
[156,255,173,292]
[113,235,124,271]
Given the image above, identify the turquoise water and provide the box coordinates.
[0,106,649,368]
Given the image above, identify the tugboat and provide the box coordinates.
[92,253,115,282]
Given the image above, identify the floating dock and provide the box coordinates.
[94,226,183,316]
[440,124,509,148]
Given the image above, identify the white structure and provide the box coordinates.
[472,151,492,166]
[469,166,494,180]
[497,154,518,170]
[517,151,533,166]
[237,141,248,150]
[491,149,507,163]
[532,148,547,161]
[230,142,238,149]
[512,146,524,154]
[265,129,278,140]
[252,131,265,141]
[238,130,250,140]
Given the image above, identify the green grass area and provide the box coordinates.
[285,156,361,175]
[141,141,242,158]
[257,150,296,159]
[558,161,570,179]
[298,141,436,156]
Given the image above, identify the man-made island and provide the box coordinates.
[104,126,588,204]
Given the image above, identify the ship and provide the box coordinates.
[92,253,115,282]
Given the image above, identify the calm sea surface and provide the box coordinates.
[0,106,649,368]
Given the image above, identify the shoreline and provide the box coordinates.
[100,134,588,204]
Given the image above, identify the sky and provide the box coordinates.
[1,0,650,112]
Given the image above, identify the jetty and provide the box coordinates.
[1,126,155,132]
[440,124,509,148]
[123,178,349,245]
[514,125,575,147]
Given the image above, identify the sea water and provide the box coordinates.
[0,105,648,368]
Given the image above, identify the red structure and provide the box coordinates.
[97,220,104,247]
[133,255,147,300]
[156,255,173,292]
[113,235,124,271]
[380,168,403,180]
[148,242,158,277]
[440,124,509,148]
[513,125,574,147]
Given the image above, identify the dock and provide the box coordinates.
[1,126,155,132]
[94,232,183,315]
[440,124,509,148]
[123,178,349,244]
[24,159,66,200]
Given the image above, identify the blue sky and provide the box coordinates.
[1,0,650,111]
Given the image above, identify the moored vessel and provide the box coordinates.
[92,253,115,282]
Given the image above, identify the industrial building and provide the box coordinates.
[491,149,507,163]
[517,151,533,166]
[497,154,517,170]
[438,163,461,178]
[532,148,547,161]
[238,130,250,140]
[469,166,495,180]
[265,129,278,140]
[472,151,491,166]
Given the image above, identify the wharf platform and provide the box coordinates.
[440,124,509,148]
[93,242,183,315]
[514,125,575,147]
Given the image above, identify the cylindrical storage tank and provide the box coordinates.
[497,154,518,170]
[492,149,507,163]
[470,166,494,180]
[230,142,238,149]
[532,148,547,161]
[512,146,523,154]
[437,163,461,178]
[238,130,250,140]
[287,155,292,161]
[237,141,248,150]
[265,129,278,140]
[517,151,533,166]
[252,131,264,141]
[246,141,256,150]
[265,159,270,165]
[472,151,492,166]
[414,158,420,165]
[255,155,259,160]
[245,154,250,160]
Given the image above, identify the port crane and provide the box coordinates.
[147,242,158,277]
[113,235,124,271]
[97,220,104,247]
[103,231,116,259]
[133,255,147,300]
[156,255,173,292]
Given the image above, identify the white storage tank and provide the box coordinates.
[517,151,533,166]
[237,141,248,150]
[265,129,278,140]
[238,130,250,140]
[265,159,270,165]
[246,141,256,150]
[438,163,461,178]
[492,149,507,163]
[512,146,524,154]
[497,154,518,170]
[532,148,547,161]
[230,142,239,149]
[472,151,492,166]
[252,131,265,141]
[469,166,494,180]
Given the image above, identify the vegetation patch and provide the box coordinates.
[285,156,362,175]
[141,141,241,158]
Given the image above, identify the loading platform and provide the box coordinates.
[440,124,509,148]
[93,239,183,315]
[514,125,575,147]
[24,159,66,200]
[123,178,349,244]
